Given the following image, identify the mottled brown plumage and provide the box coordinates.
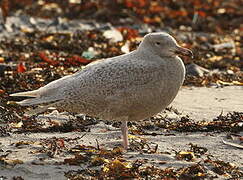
[11,32,192,149]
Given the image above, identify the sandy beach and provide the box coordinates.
[0,86,242,179]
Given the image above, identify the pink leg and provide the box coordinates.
[121,121,129,149]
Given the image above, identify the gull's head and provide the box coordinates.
[139,32,193,58]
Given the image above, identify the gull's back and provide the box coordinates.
[52,50,169,121]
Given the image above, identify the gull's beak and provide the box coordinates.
[174,45,193,58]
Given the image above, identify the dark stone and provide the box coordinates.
[186,63,209,77]
[0,64,12,77]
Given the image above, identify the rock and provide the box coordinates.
[186,63,209,77]
[0,64,12,77]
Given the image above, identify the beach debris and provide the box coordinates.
[176,151,196,161]
[103,28,123,42]
[81,48,96,59]
[17,62,27,73]
[212,41,235,51]
[9,121,23,128]
[186,63,209,77]
[64,152,242,179]
[0,64,13,77]
[175,143,208,161]
[121,41,130,54]
[0,157,23,166]
[117,27,139,40]
[216,80,243,86]
[204,159,241,177]
[64,145,123,166]
[132,111,243,134]
[0,126,9,136]
[222,139,243,149]
[222,134,243,149]
[189,143,208,157]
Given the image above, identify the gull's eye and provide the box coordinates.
[155,42,161,45]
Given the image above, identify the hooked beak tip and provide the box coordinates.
[175,46,193,58]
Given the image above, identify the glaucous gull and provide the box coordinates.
[11,32,193,149]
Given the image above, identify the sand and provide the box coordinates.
[0,86,242,179]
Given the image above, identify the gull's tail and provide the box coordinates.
[10,89,63,115]
[10,75,72,115]
[10,89,62,106]
[10,89,40,98]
